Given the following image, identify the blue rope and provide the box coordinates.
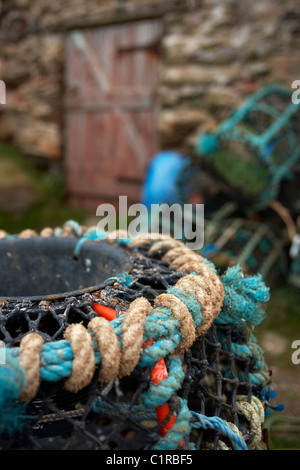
[166,286,203,329]
[216,328,270,386]
[73,228,107,258]
[260,388,285,417]
[141,357,185,408]
[191,411,248,450]
[91,398,157,421]
[92,396,194,450]
[63,220,83,237]
[0,349,28,435]
[106,272,135,288]
[139,333,181,367]
[151,398,193,450]
[92,358,191,450]
[216,265,269,327]
[142,308,181,342]
[73,226,133,258]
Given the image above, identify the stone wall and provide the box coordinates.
[0,0,65,159]
[0,0,191,160]
[158,0,300,155]
[0,0,299,161]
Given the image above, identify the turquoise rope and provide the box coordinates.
[91,361,249,451]
[142,308,181,342]
[216,329,270,386]
[63,220,83,237]
[0,350,28,435]
[191,411,248,450]
[260,388,285,416]
[92,397,194,450]
[217,329,265,366]
[106,272,135,288]
[92,357,190,450]
[73,227,107,258]
[139,334,181,367]
[151,398,193,450]
[0,309,182,389]
[166,286,203,329]
[216,265,269,327]
[91,398,157,421]
[73,227,132,258]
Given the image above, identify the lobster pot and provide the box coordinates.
[196,85,300,212]
[0,221,279,450]
[203,217,288,286]
[289,256,300,289]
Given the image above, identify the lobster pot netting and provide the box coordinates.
[0,221,279,450]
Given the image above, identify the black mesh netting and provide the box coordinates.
[0,227,274,451]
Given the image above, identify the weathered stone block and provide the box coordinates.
[162,64,243,86]
[14,119,61,159]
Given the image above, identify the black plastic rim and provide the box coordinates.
[0,237,132,302]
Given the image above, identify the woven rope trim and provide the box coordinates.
[63,324,95,393]
[19,333,44,402]
[16,232,224,401]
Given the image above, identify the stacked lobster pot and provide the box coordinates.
[193,85,300,288]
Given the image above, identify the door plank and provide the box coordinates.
[65,19,162,206]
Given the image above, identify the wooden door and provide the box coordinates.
[64,19,162,210]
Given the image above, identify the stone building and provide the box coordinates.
[0,0,299,210]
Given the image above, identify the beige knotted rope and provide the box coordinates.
[19,332,44,402]
[63,323,95,393]
[235,395,265,450]
[119,297,152,378]
[88,316,121,383]
[175,275,216,337]
[129,232,171,247]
